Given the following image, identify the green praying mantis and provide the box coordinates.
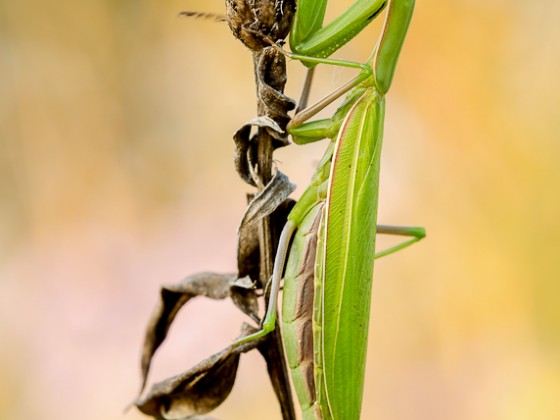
[233,0,424,418]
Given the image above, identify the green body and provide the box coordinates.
[282,79,385,419]
[283,1,416,418]
[231,1,420,419]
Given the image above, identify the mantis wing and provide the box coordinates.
[321,88,385,419]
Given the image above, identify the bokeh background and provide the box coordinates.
[1,1,559,419]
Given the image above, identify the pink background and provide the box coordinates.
[1,1,559,419]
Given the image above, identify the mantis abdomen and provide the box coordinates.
[281,88,385,420]
[281,202,325,420]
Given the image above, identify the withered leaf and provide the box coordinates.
[238,170,295,231]
[233,123,257,187]
[229,276,260,324]
[136,324,264,419]
[233,116,288,187]
[237,194,260,282]
[139,272,258,395]
[255,326,297,420]
[255,47,296,128]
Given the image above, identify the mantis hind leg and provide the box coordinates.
[375,224,426,259]
[230,221,297,348]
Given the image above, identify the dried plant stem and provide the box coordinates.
[252,48,296,420]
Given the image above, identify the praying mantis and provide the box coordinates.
[232,0,424,418]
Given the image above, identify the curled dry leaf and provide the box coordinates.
[233,116,289,187]
[237,194,295,288]
[139,272,259,395]
[136,324,265,419]
[255,46,296,129]
[238,170,295,231]
[236,195,261,282]
[230,276,260,324]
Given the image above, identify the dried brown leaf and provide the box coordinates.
[229,276,260,324]
[238,170,295,231]
[140,272,246,394]
[255,47,296,128]
[233,116,289,187]
[136,324,264,419]
[237,195,261,282]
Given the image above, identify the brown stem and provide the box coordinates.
[252,46,296,420]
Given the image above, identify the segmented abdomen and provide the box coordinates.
[281,202,324,420]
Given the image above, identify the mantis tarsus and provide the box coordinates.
[233,0,424,418]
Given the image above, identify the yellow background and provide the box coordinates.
[1,1,559,419]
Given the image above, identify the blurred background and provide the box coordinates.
[1,0,559,419]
